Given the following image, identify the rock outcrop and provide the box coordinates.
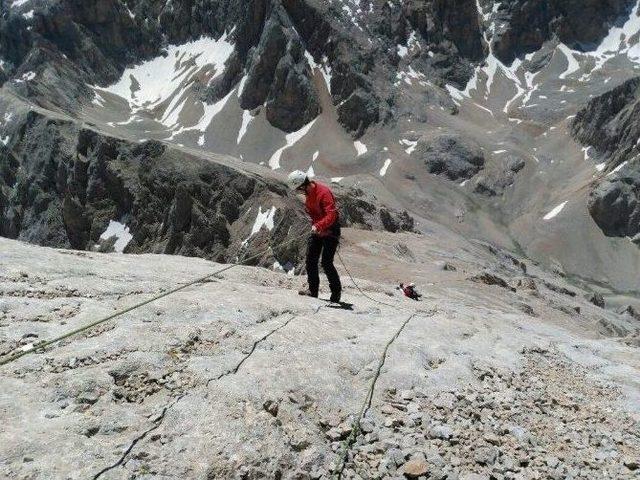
[571,77,640,170]
[417,134,485,181]
[489,0,636,64]
[0,108,415,267]
[571,77,640,238]
[588,169,640,238]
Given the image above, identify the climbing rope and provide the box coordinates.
[333,308,437,478]
[0,233,307,367]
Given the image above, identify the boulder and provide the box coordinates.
[416,134,485,181]
[588,169,640,238]
[586,292,605,309]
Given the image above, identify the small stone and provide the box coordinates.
[429,425,453,440]
[360,419,375,433]
[474,446,497,465]
[400,389,415,400]
[289,434,310,452]
[623,457,639,470]
[586,292,605,308]
[545,455,559,468]
[402,457,428,478]
[385,417,404,428]
[442,262,457,271]
[263,400,279,417]
[483,433,501,446]
[460,474,489,480]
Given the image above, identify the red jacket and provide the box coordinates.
[305,182,339,235]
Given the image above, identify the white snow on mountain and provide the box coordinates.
[237,75,248,98]
[96,34,234,111]
[608,161,629,176]
[170,89,235,143]
[557,44,581,80]
[379,158,392,177]
[543,201,568,221]
[581,0,640,78]
[400,139,418,154]
[268,119,316,170]
[249,206,277,237]
[100,221,133,253]
[237,110,253,144]
[304,51,332,92]
[354,140,367,156]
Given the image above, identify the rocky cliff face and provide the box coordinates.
[0,0,489,135]
[3,0,640,288]
[489,0,635,63]
[571,77,640,169]
[571,77,640,239]
[0,106,416,268]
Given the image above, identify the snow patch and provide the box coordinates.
[379,159,392,177]
[237,110,253,144]
[237,75,248,98]
[96,34,234,111]
[400,139,418,155]
[354,140,368,157]
[100,221,133,253]
[557,44,581,80]
[608,161,629,176]
[268,120,316,170]
[543,202,568,221]
[248,206,277,238]
[172,89,234,139]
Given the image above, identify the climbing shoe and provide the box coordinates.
[298,289,318,298]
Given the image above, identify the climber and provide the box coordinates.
[398,282,422,301]
[287,170,342,303]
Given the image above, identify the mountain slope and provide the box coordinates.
[1,231,639,478]
[2,0,640,289]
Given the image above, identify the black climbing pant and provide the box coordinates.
[306,230,342,300]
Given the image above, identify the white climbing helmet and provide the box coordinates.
[287,170,308,190]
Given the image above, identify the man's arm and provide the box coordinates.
[312,190,338,232]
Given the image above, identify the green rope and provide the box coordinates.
[333,309,437,478]
[0,234,305,367]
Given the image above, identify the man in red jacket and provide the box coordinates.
[287,170,342,303]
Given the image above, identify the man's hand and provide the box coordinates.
[311,225,318,233]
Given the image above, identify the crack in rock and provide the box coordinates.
[92,396,183,480]
[206,311,306,387]
[335,309,437,478]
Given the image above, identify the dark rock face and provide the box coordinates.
[416,134,485,181]
[0,0,489,136]
[571,77,640,168]
[473,155,525,196]
[588,171,640,238]
[402,0,484,86]
[0,109,413,266]
[587,292,605,309]
[490,0,635,64]
[570,77,640,239]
